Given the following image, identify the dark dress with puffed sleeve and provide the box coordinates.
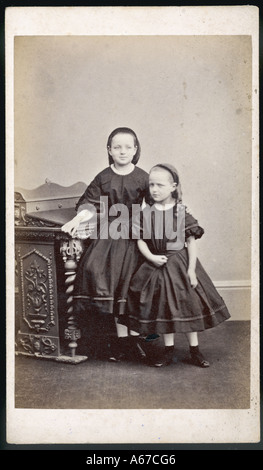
[73,165,149,317]
[126,204,230,335]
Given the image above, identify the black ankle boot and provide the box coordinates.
[189,346,210,368]
[108,337,128,362]
[149,346,177,367]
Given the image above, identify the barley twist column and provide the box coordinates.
[60,237,87,363]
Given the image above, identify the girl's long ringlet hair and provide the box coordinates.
[107,127,141,165]
[151,163,183,203]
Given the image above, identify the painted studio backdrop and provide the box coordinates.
[14,35,252,321]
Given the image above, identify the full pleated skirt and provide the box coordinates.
[73,238,140,316]
[126,247,231,334]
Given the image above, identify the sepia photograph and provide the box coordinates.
[5,6,260,445]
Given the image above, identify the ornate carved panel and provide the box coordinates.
[17,244,59,335]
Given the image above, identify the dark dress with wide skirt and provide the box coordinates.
[73,165,149,319]
[126,204,231,335]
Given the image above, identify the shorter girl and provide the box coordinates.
[126,163,231,367]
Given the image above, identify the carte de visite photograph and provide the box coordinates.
[5,6,260,445]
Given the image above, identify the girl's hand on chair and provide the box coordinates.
[150,255,168,267]
[187,269,198,288]
[61,217,81,237]
[75,221,97,239]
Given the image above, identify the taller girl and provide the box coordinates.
[62,127,149,361]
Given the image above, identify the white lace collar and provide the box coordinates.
[154,201,176,211]
[111,163,135,175]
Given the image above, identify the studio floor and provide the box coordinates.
[15,321,250,410]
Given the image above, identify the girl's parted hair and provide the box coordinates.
[107,127,141,165]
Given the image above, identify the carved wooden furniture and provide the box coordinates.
[15,180,89,363]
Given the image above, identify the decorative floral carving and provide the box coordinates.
[18,333,57,356]
[60,238,83,263]
[64,328,81,341]
[25,259,48,315]
[18,248,56,333]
